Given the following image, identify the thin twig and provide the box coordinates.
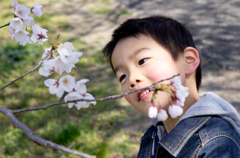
[69,142,75,149]
[0,22,10,29]
[0,105,96,158]
[12,74,179,114]
[0,50,52,90]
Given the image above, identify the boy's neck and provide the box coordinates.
[163,87,200,133]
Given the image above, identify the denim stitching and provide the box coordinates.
[196,134,240,157]
[161,116,211,151]
[203,132,240,149]
[193,143,202,158]
[141,133,153,141]
[199,129,204,144]
[202,128,206,141]
[148,139,153,158]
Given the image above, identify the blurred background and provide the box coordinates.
[0,0,239,157]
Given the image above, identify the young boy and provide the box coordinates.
[102,16,240,157]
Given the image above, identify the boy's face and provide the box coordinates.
[111,34,185,115]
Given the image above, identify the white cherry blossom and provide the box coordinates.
[9,27,15,35]
[59,75,75,92]
[57,42,75,57]
[23,16,34,26]
[14,4,30,19]
[59,50,83,64]
[75,79,89,94]
[65,92,96,110]
[168,104,183,118]
[171,76,181,88]
[38,59,55,77]
[54,56,74,75]
[32,4,43,17]
[148,106,158,118]
[42,47,53,59]
[31,24,48,46]
[80,93,96,108]
[171,76,189,107]
[44,79,64,97]
[157,109,168,121]
[11,1,18,8]
[10,18,23,30]
[26,35,34,44]
[64,92,83,110]
[176,86,189,106]
[12,29,28,46]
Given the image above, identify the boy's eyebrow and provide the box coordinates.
[114,47,149,73]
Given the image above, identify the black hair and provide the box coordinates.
[102,15,201,90]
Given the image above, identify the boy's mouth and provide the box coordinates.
[137,88,154,101]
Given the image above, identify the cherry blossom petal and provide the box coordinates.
[57,42,75,57]
[157,109,168,121]
[176,86,189,103]
[64,92,83,109]
[75,101,87,110]
[171,76,182,88]
[14,4,30,19]
[10,18,23,30]
[38,66,52,77]
[84,93,96,106]
[26,36,35,44]
[23,16,34,26]
[54,56,73,75]
[32,4,43,17]
[148,106,158,118]
[31,24,48,46]
[12,29,29,46]
[9,27,15,35]
[44,79,56,87]
[59,75,75,92]
[56,88,64,98]
[75,79,89,94]
[168,105,183,118]
[42,48,53,59]
[11,1,18,8]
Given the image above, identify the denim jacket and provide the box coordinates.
[138,92,240,158]
[138,115,240,158]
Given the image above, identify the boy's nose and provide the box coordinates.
[130,79,140,89]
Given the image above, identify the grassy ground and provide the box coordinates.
[0,0,149,157]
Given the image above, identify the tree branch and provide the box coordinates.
[0,50,52,90]
[12,74,179,114]
[0,105,96,158]
[0,22,10,29]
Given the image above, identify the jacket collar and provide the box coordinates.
[159,116,211,157]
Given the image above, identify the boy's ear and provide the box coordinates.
[183,47,200,74]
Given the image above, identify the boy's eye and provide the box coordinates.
[138,58,148,65]
[119,74,126,82]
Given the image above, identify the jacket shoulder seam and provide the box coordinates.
[202,133,240,149]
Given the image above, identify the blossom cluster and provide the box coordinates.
[44,76,96,110]
[39,40,96,110]
[39,42,82,77]
[148,76,189,121]
[9,1,48,46]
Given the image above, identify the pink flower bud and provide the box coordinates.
[9,27,15,35]
[148,106,158,118]
[11,1,18,8]
[157,109,168,121]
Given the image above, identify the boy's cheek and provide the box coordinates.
[147,67,169,83]
[147,65,177,84]
[124,95,133,105]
